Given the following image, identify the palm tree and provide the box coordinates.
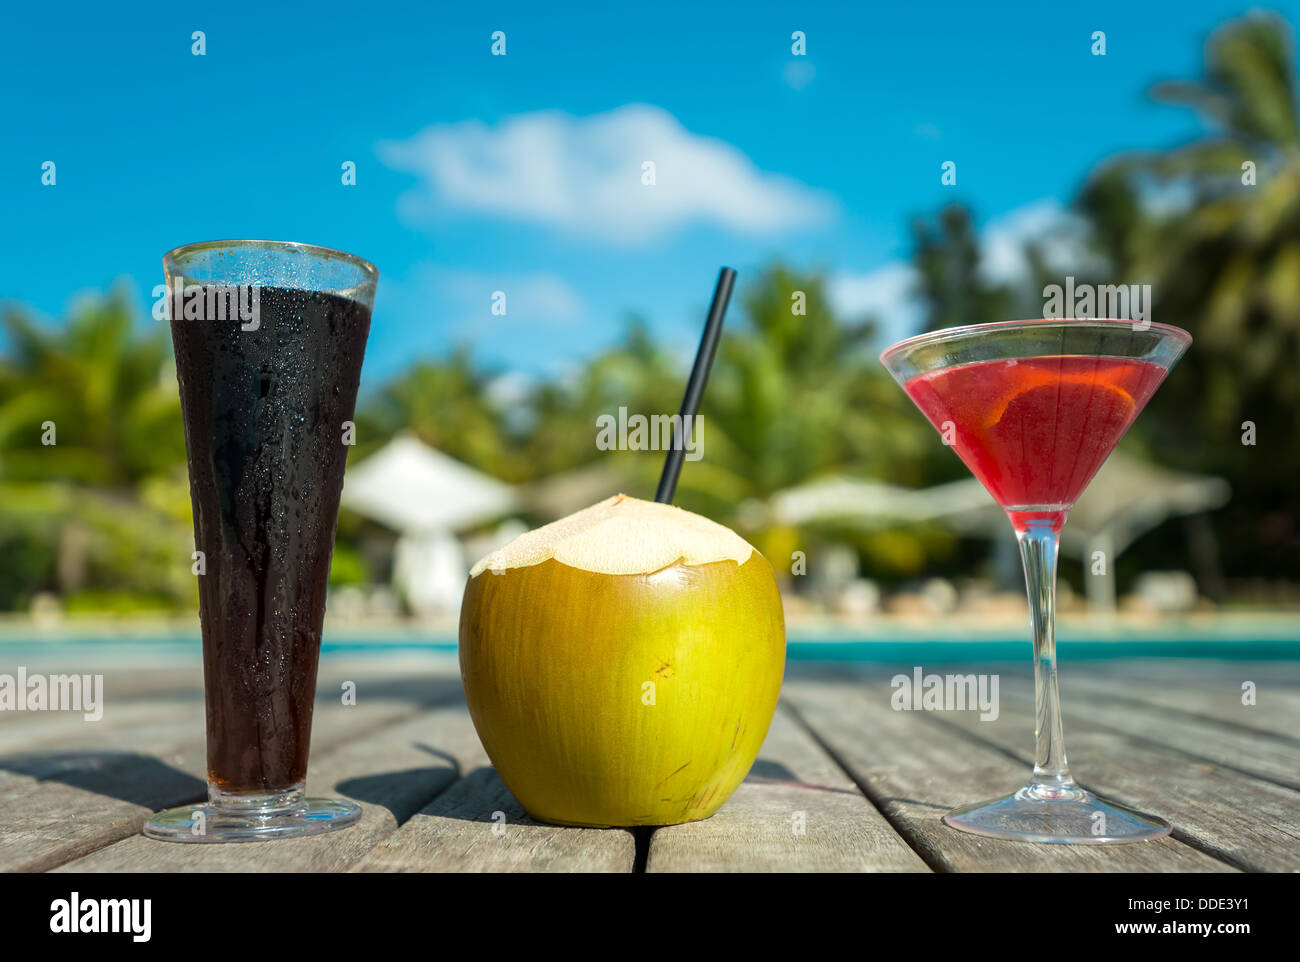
[0,292,184,486]
[1078,11,1300,581]
[679,266,955,576]
[912,205,1018,331]
[519,318,684,488]
[353,347,525,480]
[0,291,192,608]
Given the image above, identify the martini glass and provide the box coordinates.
[880,318,1191,843]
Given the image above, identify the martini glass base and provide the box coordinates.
[143,784,361,843]
[942,782,1171,844]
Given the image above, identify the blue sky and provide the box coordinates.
[1,1,1292,390]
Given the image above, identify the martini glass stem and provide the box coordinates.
[1016,516,1075,794]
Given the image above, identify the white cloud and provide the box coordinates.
[451,271,586,324]
[783,60,816,90]
[456,266,578,322]
[828,262,924,347]
[485,371,537,408]
[830,199,1101,345]
[384,263,587,335]
[377,105,836,243]
[1139,179,1196,218]
[978,199,1100,284]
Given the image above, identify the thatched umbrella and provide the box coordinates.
[342,432,515,614]
[766,451,1230,611]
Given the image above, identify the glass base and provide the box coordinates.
[143,783,361,843]
[942,782,1171,844]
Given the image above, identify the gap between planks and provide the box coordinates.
[780,676,1236,872]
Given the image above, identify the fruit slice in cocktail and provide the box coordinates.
[905,354,1168,528]
[881,319,1191,843]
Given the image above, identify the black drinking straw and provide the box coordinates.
[654,266,736,504]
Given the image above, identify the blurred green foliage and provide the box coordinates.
[1078,11,1300,585]
[1,12,1296,613]
[328,544,371,587]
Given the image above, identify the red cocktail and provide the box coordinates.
[881,319,1191,844]
[904,355,1168,530]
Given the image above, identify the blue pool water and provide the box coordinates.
[1,623,1296,663]
[782,636,1300,662]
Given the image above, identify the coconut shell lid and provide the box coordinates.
[469,493,756,577]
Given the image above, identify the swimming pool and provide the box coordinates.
[1,619,1296,663]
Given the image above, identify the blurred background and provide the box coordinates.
[1,3,1297,638]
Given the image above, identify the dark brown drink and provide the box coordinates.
[171,284,371,793]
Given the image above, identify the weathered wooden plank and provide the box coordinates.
[1053,683,1300,792]
[1068,657,1300,686]
[792,659,1300,788]
[58,706,473,872]
[0,651,458,743]
[0,699,197,755]
[355,776,636,873]
[354,717,635,873]
[931,683,1300,872]
[0,654,460,785]
[647,706,929,872]
[0,704,195,807]
[781,676,1234,872]
[0,753,207,874]
[0,670,460,872]
[4,655,1291,873]
[1065,667,1300,739]
[0,662,200,753]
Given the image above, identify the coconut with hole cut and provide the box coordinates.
[459,493,786,827]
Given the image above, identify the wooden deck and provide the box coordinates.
[2,651,1298,872]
